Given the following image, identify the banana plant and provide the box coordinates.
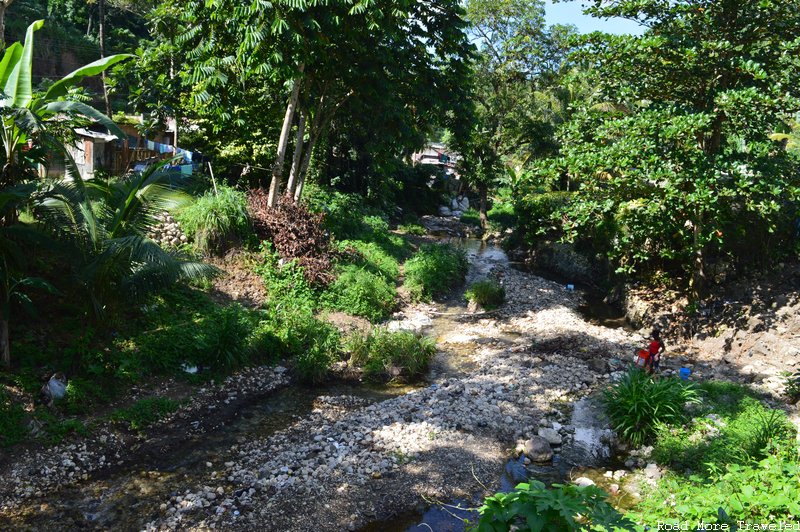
[0,20,133,192]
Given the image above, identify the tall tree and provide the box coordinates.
[551,0,800,296]
[0,0,15,50]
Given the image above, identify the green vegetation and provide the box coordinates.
[603,369,700,447]
[460,208,481,226]
[0,388,28,447]
[321,265,397,322]
[176,186,252,255]
[650,381,795,474]
[110,397,180,431]
[474,480,634,532]
[404,244,469,301]
[465,279,505,309]
[335,240,401,282]
[345,327,436,380]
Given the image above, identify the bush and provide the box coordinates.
[248,188,335,286]
[603,368,700,447]
[515,190,572,238]
[474,480,634,531]
[176,186,251,255]
[253,244,318,314]
[110,397,179,431]
[404,244,468,301]
[302,183,371,240]
[344,327,435,380]
[397,222,426,236]
[321,265,397,322]
[487,201,517,232]
[465,279,505,309]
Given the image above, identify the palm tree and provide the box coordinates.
[36,164,217,318]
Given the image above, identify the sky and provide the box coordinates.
[544,0,646,35]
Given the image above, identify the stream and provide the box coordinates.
[3,238,632,531]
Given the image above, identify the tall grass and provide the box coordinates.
[603,368,700,447]
[465,279,505,309]
[344,327,436,380]
[404,244,468,301]
[176,186,251,254]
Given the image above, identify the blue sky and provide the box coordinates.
[544,0,646,35]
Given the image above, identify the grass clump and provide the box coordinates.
[465,279,505,309]
[321,265,397,322]
[603,368,700,447]
[397,222,426,235]
[344,327,436,380]
[176,185,251,255]
[404,244,468,301]
[110,397,179,431]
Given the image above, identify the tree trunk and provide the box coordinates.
[1,317,9,368]
[98,0,112,118]
[267,67,304,208]
[0,1,15,50]
[478,184,488,230]
[689,218,706,300]
[285,110,306,200]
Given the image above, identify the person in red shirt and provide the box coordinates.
[649,329,665,372]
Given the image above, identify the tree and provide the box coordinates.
[551,0,800,296]
[457,0,577,228]
[0,0,16,50]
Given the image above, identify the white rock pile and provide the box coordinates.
[149,212,187,248]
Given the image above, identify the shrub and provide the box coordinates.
[176,186,251,254]
[487,201,517,232]
[248,188,334,286]
[404,244,468,301]
[344,327,435,380]
[474,480,634,531]
[465,279,505,309]
[321,265,397,322]
[603,368,700,447]
[302,183,370,240]
[253,244,318,314]
[785,370,800,402]
[110,397,179,431]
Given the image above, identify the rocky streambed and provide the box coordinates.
[0,238,652,531]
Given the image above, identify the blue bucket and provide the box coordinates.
[679,367,691,380]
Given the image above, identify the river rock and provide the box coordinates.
[573,477,595,487]
[522,436,553,462]
[438,206,452,216]
[587,358,610,374]
[643,463,661,480]
[537,427,562,446]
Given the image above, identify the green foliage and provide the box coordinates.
[113,290,260,377]
[474,480,634,532]
[253,244,318,315]
[487,201,517,232]
[630,448,800,528]
[460,208,481,226]
[465,279,505,309]
[515,191,572,238]
[321,265,397,322]
[176,186,252,255]
[404,244,468,301]
[344,327,436,380]
[602,368,700,447]
[396,223,427,236]
[651,381,796,473]
[785,370,800,402]
[336,240,400,281]
[0,388,28,447]
[279,311,340,384]
[110,397,180,431]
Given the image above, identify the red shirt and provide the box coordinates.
[649,340,663,356]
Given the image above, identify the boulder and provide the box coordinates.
[438,206,452,216]
[537,427,562,446]
[522,436,553,463]
[573,477,596,487]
